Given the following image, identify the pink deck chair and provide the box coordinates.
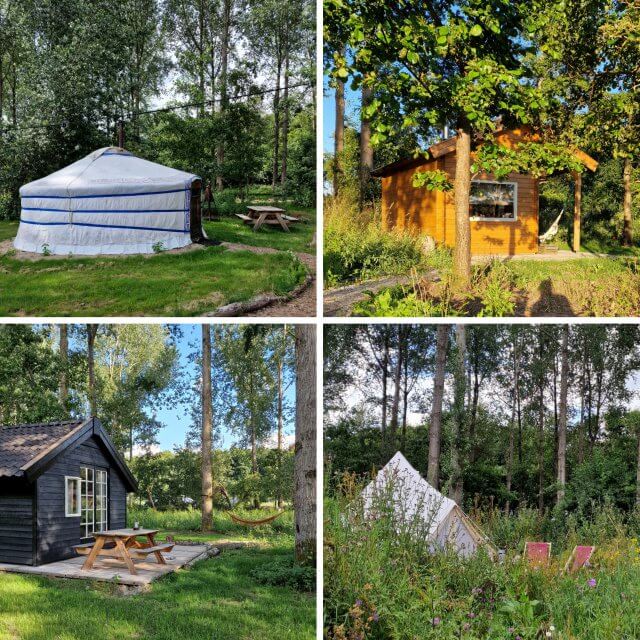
[524,541,551,567]
[563,545,595,573]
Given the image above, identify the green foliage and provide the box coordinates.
[353,285,455,317]
[250,557,315,592]
[412,169,453,192]
[127,506,295,536]
[324,196,425,286]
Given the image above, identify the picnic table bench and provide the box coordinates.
[235,206,300,232]
[74,528,174,575]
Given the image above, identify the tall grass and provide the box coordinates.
[323,196,426,286]
[325,483,640,640]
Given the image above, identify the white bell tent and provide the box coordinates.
[14,147,205,255]
[361,451,495,558]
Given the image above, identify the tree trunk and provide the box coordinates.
[381,332,389,440]
[272,58,282,189]
[389,327,403,447]
[277,351,284,509]
[453,127,472,281]
[59,325,68,406]
[623,157,633,246]
[401,351,409,451]
[505,331,519,515]
[280,47,290,186]
[578,345,586,464]
[449,325,466,504]
[201,325,214,531]
[333,67,345,196]
[428,325,448,488]
[216,0,231,190]
[359,85,374,209]
[537,334,545,512]
[294,325,316,566]
[556,326,569,505]
[468,360,480,464]
[87,325,98,417]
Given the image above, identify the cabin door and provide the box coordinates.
[80,466,108,539]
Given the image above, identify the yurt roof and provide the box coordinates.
[20,147,199,198]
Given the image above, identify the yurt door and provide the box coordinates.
[190,180,204,242]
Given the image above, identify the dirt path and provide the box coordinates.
[220,242,316,317]
[324,271,438,316]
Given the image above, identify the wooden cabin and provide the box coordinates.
[0,418,137,566]
[372,129,598,256]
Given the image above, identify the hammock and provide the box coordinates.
[228,511,287,527]
[216,484,287,527]
[539,209,564,243]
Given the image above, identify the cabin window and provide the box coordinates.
[65,476,81,517]
[80,466,108,538]
[469,181,517,221]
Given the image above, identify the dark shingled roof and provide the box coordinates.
[0,420,86,478]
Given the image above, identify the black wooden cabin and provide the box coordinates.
[0,418,137,566]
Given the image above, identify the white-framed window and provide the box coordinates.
[95,470,108,533]
[469,180,518,221]
[65,476,81,517]
[80,466,94,538]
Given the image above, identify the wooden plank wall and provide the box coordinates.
[0,481,35,565]
[380,154,539,255]
[36,435,128,565]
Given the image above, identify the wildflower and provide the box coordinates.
[432,617,441,626]
[550,626,555,631]
[467,612,476,619]
[462,623,471,631]
[587,578,597,588]
[508,628,514,634]
[372,611,379,623]
[355,599,363,607]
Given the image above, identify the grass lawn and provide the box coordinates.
[0,221,17,242]
[0,533,314,640]
[204,206,315,254]
[0,217,310,316]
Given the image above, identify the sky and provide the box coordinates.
[68,324,295,454]
[323,78,361,155]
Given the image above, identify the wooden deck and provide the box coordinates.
[0,544,211,587]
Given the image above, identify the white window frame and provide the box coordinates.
[65,476,81,517]
[80,466,95,539]
[469,179,518,222]
[95,469,108,533]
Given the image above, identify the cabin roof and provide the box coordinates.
[0,417,137,491]
[371,129,598,178]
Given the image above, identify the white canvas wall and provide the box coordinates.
[14,148,200,255]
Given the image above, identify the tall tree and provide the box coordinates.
[294,324,316,565]
[556,325,569,505]
[59,324,68,406]
[87,324,98,417]
[427,324,448,488]
[201,324,214,531]
[449,324,466,504]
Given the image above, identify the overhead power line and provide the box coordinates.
[0,81,314,135]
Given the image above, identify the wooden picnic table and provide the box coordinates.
[236,205,299,232]
[78,528,173,575]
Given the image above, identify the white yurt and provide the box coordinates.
[14,147,205,255]
[361,451,496,558]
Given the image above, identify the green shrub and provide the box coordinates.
[127,507,294,535]
[250,557,315,592]
[214,189,248,216]
[324,196,425,286]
